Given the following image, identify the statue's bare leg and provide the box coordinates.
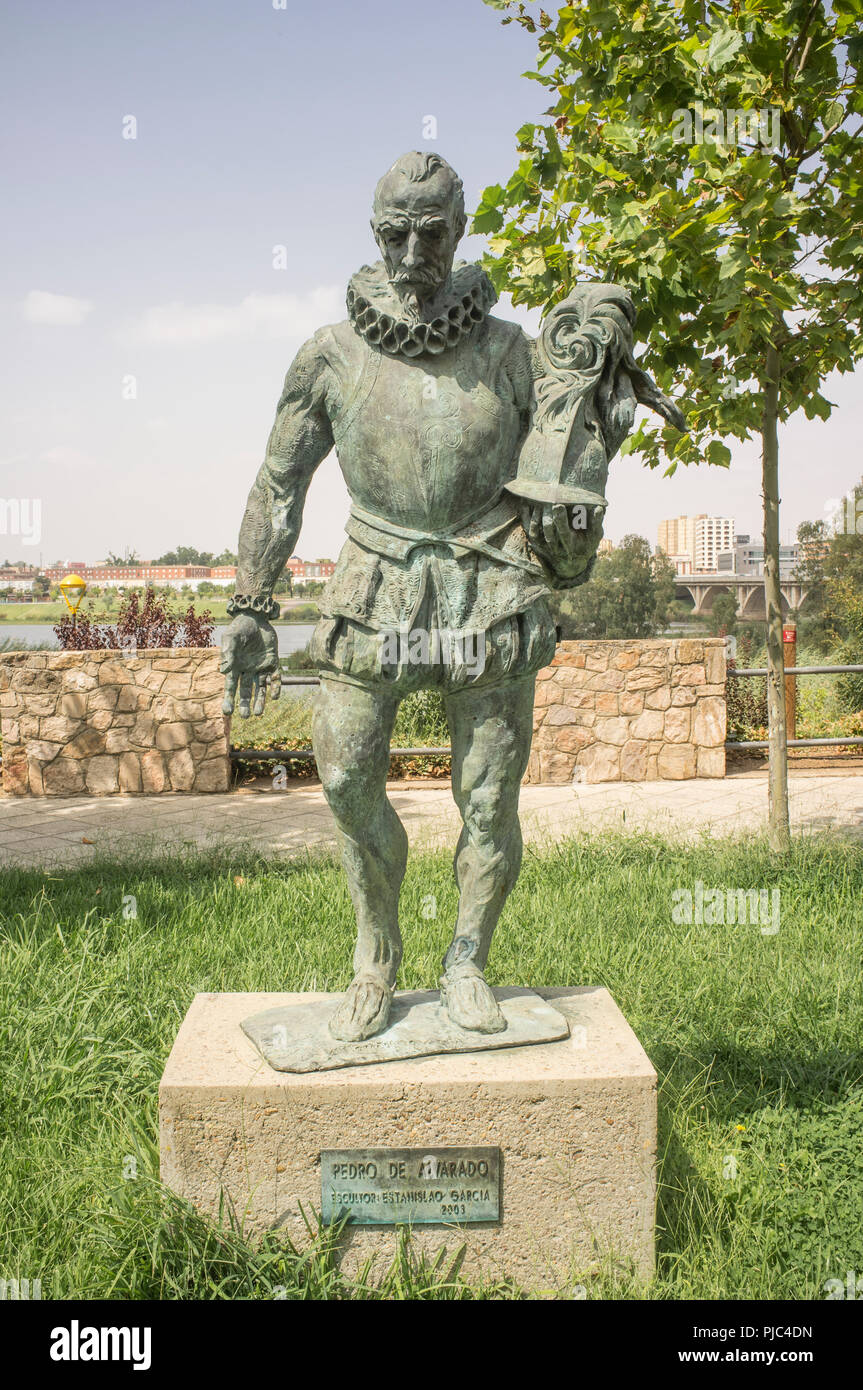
[441,675,536,1032]
[313,676,407,1040]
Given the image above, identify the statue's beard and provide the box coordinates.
[391,269,444,321]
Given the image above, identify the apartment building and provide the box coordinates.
[657,514,735,574]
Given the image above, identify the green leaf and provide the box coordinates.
[706,440,732,467]
[706,28,744,72]
[472,184,505,234]
[602,122,639,153]
[718,247,748,281]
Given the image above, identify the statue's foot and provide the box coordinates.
[440,967,506,1034]
[329,973,393,1042]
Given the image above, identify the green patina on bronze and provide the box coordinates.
[241,987,570,1072]
[222,151,683,1057]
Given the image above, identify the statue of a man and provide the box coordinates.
[221,152,673,1046]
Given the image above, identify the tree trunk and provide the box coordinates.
[762,341,790,851]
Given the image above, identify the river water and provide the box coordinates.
[0,623,317,657]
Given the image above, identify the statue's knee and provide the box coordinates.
[321,762,374,827]
[460,785,516,841]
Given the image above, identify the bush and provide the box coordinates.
[54,587,215,651]
[725,660,768,740]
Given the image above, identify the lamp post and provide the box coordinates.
[59,573,87,631]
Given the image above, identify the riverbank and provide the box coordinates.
[0,594,318,626]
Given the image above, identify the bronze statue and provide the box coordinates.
[221,152,683,1048]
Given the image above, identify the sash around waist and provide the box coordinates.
[345,497,546,579]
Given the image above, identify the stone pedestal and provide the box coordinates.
[159,986,656,1291]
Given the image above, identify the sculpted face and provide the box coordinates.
[372,170,466,315]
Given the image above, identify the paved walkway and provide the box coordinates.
[2,770,863,868]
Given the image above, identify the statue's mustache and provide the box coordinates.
[393,268,438,285]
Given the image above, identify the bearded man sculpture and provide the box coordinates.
[221,152,683,1050]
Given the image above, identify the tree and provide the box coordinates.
[104,549,141,566]
[710,591,739,635]
[818,479,863,707]
[556,534,675,638]
[478,0,863,849]
[793,516,831,646]
[153,547,214,566]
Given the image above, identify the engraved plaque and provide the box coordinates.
[321,1146,500,1225]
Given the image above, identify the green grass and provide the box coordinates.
[1,832,861,1299]
[231,688,450,760]
[0,594,317,627]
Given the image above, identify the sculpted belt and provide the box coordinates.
[344,494,546,580]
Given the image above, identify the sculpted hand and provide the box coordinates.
[220,613,281,717]
[520,501,606,583]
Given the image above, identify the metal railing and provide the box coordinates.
[230,673,453,762]
[726,662,863,750]
[230,667,863,762]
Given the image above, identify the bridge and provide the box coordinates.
[674,574,807,619]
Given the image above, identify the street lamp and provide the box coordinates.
[59,573,87,630]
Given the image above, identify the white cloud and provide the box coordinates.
[22,291,93,326]
[38,446,96,471]
[125,286,343,344]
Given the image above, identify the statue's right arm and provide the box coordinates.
[235,334,335,600]
[221,334,335,718]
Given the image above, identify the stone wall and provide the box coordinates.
[527,638,726,784]
[0,649,230,796]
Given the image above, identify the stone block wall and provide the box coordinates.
[0,649,230,795]
[527,638,726,784]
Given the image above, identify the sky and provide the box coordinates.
[1,0,860,567]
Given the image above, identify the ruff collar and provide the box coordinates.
[347,260,497,358]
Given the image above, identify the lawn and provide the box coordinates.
[1,830,861,1300]
[230,687,453,779]
[230,688,449,751]
[0,593,317,627]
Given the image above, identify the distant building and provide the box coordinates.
[46,562,215,590]
[44,557,338,590]
[657,514,734,575]
[207,566,238,586]
[694,515,735,572]
[719,535,799,578]
[797,533,830,571]
[597,538,614,556]
[0,565,38,592]
[657,515,695,568]
[287,556,335,581]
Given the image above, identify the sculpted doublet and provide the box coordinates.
[237,259,564,695]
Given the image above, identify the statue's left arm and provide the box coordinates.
[505,326,604,590]
[508,285,685,591]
